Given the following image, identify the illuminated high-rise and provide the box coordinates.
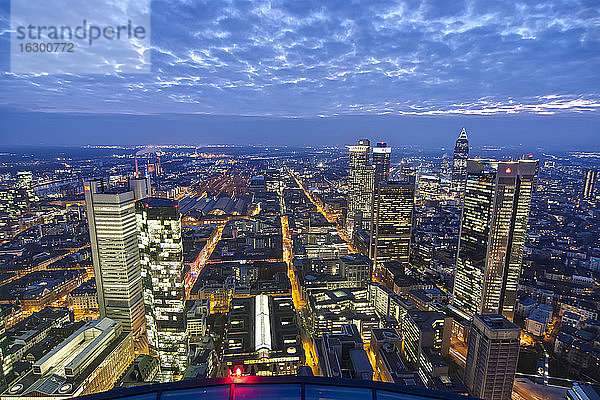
[452,159,537,321]
[85,180,145,334]
[451,129,469,196]
[373,142,391,186]
[583,169,597,200]
[17,171,37,203]
[136,198,188,380]
[371,181,414,271]
[465,314,520,400]
[347,139,374,237]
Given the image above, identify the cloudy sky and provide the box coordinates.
[0,0,599,147]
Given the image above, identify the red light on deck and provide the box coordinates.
[505,167,512,174]
[235,367,243,377]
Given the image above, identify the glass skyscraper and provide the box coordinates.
[451,129,469,196]
[452,159,537,321]
[347,139,375,237]
[136,197,188,381]
[370,181,414,270]
[372,142,391,186]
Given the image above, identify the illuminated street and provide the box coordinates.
[290,171,357,253]
[365,344,384,382]
[185,222,225,297]
[281,213,319,375]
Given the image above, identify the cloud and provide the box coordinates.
[0,0,598,117]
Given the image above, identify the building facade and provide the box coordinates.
[451,129,469,196]
[136,198,188,380]
[3,318,134,399]
[373,142,391,186]
[16,171,37,204]
[452,159,537,321]
[85,180,145,335]
[371,181,414,269]
[464,315,520,400]
[582,169,597,200]
[347,139,375,237]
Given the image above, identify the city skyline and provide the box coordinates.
[0,138,599,400]
[0,0,599,398]
[1,112,599,148]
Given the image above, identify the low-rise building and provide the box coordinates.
[2,307,71,381]
[2,318,134,399]
[401,310,450,369]
[222,295,304,376]
[370,328,422,387]
[561,311,582,329]
[317,324,373,380]
[67,280,98,320]
[525,305,552,337]
[307,287,379,342]
[186,299,210,340]
[560,299,598,321]
[516,296,536,317]
[115,355,160,388]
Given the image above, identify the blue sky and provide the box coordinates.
[0,0,599,146]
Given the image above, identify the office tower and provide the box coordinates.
[136,198,188,380]
[347,139,375,237]
[371,181,414,270]
[583,169,597,200]
[452,159,537,321]
[85,180,145,334]
[16,171,37,203]
[464,315,520,400]
[0,188,29,217]
[451,129,469,196]
[373,142,391,186]
[265,168,283,193]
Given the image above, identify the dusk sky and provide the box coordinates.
[1,0,599,147]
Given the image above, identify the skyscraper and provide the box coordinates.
[373,142,391,186]
[583,169,597,200]
[464,314,520,400]
[136,198,188,380]
[84,180,145,335]
[371,181,414,271]
[347,139,375,237]
[451,129,469,196]
[16,171,37,203]
[452,159,537,321]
